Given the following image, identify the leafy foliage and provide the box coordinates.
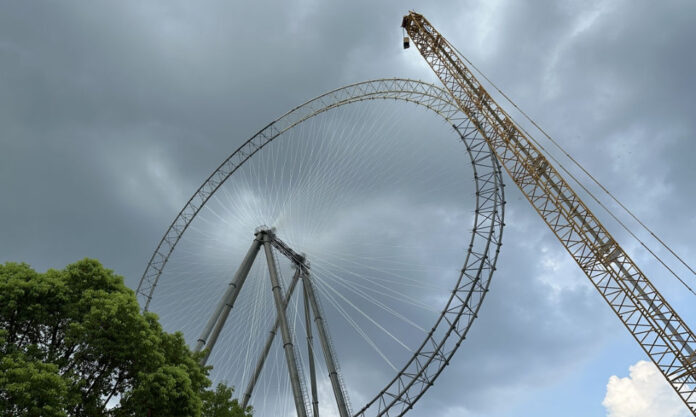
[202,384,247,417]
[0,259,252,417]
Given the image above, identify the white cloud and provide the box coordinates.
[602,360,689,417]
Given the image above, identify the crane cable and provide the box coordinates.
[448,44,696,297]
[517,118,696,298]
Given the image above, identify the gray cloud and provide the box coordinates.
[1,1,694,417]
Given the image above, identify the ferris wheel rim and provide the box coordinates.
[136,78,506,417]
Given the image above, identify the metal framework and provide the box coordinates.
[261,231,310,417]
[240,267,302,408]
[402,11,696,414]
[194,234,263,363]
[136,79,505,416]
[303,274,321,417]
[195,228,351,417]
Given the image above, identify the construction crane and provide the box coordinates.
[401,11,696,413]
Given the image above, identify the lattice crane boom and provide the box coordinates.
[401,11,696,413]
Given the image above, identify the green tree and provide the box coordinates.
[0,259,252,417]
[201,384,248,417]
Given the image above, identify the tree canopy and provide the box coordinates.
[0,259,251,417]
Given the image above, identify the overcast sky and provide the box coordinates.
[2,1,696,416]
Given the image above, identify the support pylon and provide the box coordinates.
[241,267,302,409]
[263,232,309,417]
[303,273,320,417]
[304,272,351,417]
[197,228,351,417]
[194,233,263,364]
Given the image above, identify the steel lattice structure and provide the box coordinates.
[402,11,696,414]
[136,78,505,416]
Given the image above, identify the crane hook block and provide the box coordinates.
[401,15,411,49]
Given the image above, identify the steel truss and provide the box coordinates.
[137,79,506,416]
[402,11,696,414]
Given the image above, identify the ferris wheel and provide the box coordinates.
[136,10,696,417]
[136,78,505,417]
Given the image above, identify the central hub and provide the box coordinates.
[255,226,309,270]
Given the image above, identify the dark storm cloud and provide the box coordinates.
[413,194,618,415]
[1,1,694,416]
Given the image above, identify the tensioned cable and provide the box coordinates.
[450,44,696,296]
[310,255,441,312]
[147,93,490,416]
[312,278,400,372]
[310,261,430,331]
[313,267,413,352]
[511,118,696,297]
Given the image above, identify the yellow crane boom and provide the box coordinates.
[401,11,696,413]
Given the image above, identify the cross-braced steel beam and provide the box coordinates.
[403,10,696,413]
[139,79,505,417]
